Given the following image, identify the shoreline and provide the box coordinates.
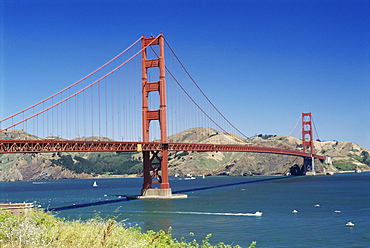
[1,170,369,183]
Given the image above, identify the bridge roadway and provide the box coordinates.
[0,140,326,160]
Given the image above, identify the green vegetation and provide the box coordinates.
[332,141,339,148]
[173,151,190,160]
[90,152,142,175]
[360,151,370,166]
[332,161,355,171]
[51,152,142,176]
[0,209,254,247]
[349,151,370,167]
[255,134,276,140]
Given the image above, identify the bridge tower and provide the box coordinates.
[302,112,315,175]
[140,34,171,197]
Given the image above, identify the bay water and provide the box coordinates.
[1,173,369,247]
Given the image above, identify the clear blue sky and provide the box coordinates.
[1,0,369,148]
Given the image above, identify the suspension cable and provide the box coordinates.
[312,116,320,141]
[0,37,142,124]
[272,115,301,148]
[147,44,237,140]
[165,68,231,136]
[0,35,160,132]
[164,38,250,140]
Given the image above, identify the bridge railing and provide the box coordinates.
[0,139,326,161]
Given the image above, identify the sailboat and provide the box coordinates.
[93,181,98,187]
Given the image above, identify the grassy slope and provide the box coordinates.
[0,209,255,248]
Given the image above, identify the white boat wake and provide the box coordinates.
[133,210,262,217]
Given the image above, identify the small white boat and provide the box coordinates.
[334,210,341,213]
[248,211,262,216]
[184,177,196,180]
[315,204,320,207]
[292,210,298,214]
[93,181,98,187]
[184,174,196,180]
[235,211,263,216]
[346,222,355,227]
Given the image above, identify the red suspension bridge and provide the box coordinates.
[0,34,327,198]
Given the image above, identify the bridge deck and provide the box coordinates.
[0,140,326,160]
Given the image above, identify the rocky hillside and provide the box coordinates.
[0,151,141,182]
[0,128,369,181]
[167,129,370,177]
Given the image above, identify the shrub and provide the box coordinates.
[0,209,251,247]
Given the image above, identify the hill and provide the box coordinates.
[167,129,370,177]
[0,128,369,181]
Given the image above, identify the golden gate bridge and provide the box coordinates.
[0,34,327,198]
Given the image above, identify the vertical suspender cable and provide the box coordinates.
[98,81,101,138]
[91,86,94,139]
[117,56,121,140]
[83,88,86,138]
[111,67,115,140]
[105,76,108,139]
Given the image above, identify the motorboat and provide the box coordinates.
[236,211,263,216]
[184,176,196,180]
[346,222,355,227]
[248,211,263,216]
[184,174,196,180]
[292,210,298,214]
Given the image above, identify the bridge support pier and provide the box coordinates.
[134,34,187,199]
[304,156,316,175]
[137,147,186,199]
[302,113,316,176]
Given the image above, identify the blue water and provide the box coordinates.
[1,173,370,247]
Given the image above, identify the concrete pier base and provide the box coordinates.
[305,171,316,176]
[127,188,187,199]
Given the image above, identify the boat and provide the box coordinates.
[247,211,262,216]
[292,210,298,214]
[315,204,320,207]
[234,211,262,216]
[184,176,196,180]
[346,222,355,227]
[93,181,98,187]
[334,210,341,213]
[184,174,196,180]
